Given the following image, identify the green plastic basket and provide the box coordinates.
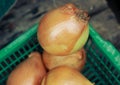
[0,23,120,85]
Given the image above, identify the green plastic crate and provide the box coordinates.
[0,23,120,85]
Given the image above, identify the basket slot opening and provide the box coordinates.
[5,58,11,65]
[82,65,90,71]
[15,61,20,66]
[6,68,12,74]
[0,75,3,80]
[83,67,93,76]
[112,68,120,78]
[89,74,97,81]
[19,48,25,54]
[14,51,21,57]
[32,36,39,45]
[1,62,7,68]
[2,70,7,77]
[92,78,101,84]
[118,76,120,81]
[108,64,113,70]
[29,41,35,47]
[0,65,2,71]
[24,44,30,51]
[106,61,111,68]
[19,57,25,63]
[10,64,16,70]
[10,55,16,61]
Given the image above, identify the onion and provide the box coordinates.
[42,48,86,71]
[41,66,94,85]
[7,52,46,85]
[37,3,89,55]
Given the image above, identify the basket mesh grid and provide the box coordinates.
[84,37,120,85]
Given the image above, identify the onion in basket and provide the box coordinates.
[37,3,89,56]
[6,52,46,85]
[41,66,94,85]
[42,48,86,71]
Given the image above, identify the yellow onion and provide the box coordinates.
[37,3,89,55]
[7,52,46,85]
[41,66,94,85]
[42,48,86,71]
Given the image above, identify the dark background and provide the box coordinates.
[0,0,120,51]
